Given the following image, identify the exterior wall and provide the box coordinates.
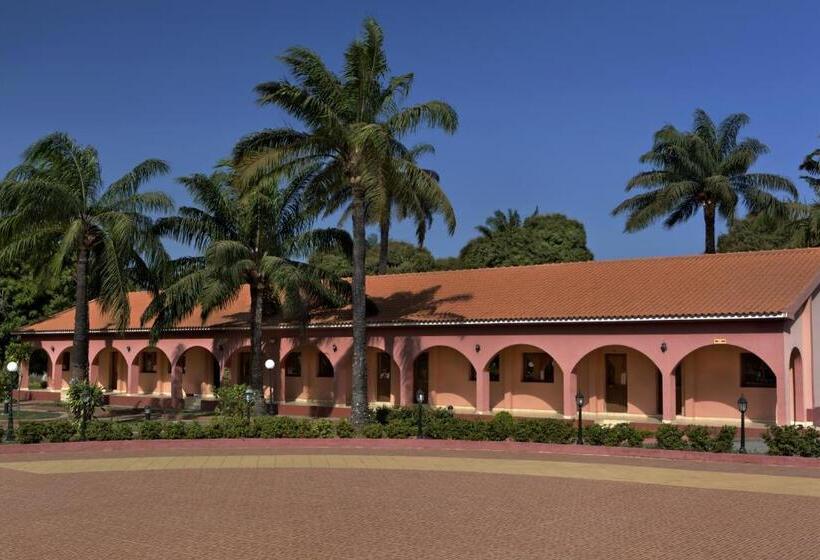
[680,345,776,423]
[783,299,813,423]
[135,349,171,395]
[813,292,820,422]
[181,347,215,396]
[93,349,127,392]
[427,346,475,409]
[575,346,659,416]
[283,346,335,404]
[366,347,400,405]
[492,345,563,414]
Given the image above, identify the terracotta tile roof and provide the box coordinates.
[21,248,820,333]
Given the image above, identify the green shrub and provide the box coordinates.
[655,424,687,450]
[335,418,355,438]
[213,372,252,419]
[66,379,104,439]
[763,425,820,457]
[111,422,134,440]
[184,422,206,439]
[16,422,45,444]
[513,418,575,444]
[487,411,515,441]
[44,420,76,443]
[684,425,713,452]
[204,419,225,439]
[385,419,417,439]
[137,420,163,440]
[361,423,384,439]
[85,420,114,441]
[584,424,607,446]
[312,419,336,439]
[423,416,456,439]
[583,423,646,447]
[255,416,300,438]
[221,417,255,438]
[711,426,737,453]
[162,422,187,440]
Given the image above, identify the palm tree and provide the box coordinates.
[795,147,820,245]
[476,209,526,238]
[0,132,172,381]
[613,109,797,253]
[233,18,457,426]
[143,166,351,400]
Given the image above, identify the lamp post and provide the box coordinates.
[737,395,748,454]
[5,361,19,443]
[264,359,276,414]
[415,389,426,439]
[244,387,255,423]
[575,391,586,445]
[143,406,152,421]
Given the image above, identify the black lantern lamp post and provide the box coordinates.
[416,389,426,439]
[575,391,586,445]
[5,361,19,443]
[143,406,152,421]
[264,359,276,414]
[244,387,255,423]
[737,395,748,454]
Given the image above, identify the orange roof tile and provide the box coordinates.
[21,248,820,333]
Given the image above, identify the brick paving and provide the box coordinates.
[2,444,819,559]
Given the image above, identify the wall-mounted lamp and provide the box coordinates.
[660,342,667,353]
[126,346,131,353]
[332,344,337,353]
[474,344,481,353]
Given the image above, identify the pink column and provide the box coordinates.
[19,361,29,390]
[475,367,490,414]
[776,366,788,425]
[128,363,140,394]
[562,370,578,419]
[171,361,183,409]
[661,370,676,422]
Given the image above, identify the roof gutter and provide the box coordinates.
[16,312,789,336]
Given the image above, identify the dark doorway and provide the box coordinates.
[675,364,682,415]
[413,352,429,404]
[604,353,628,413]
[377,352,392,401]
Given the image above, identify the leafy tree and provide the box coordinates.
[613,109,797,253]
[233,18,457,426]
[311,235,436,276]
[0,133,172,381]
[795,146,820,246]
[717,214,797,253]
[144,167,351,400]
[459,210,593,268]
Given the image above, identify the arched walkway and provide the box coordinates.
[483,344,564,414]
[56,347,73,389]
[131,347,171,395]
[412,346,475,409]
[26,348,51,390]
[673,344,777,424]
[281,345,335,404]
[176,346,219,397]
[789,348,804,424]
[91,347,128,392]
[572,345,662,417]
[224,346,253,386]
[367,346,400,405]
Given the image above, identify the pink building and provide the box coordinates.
[16,248,820,427]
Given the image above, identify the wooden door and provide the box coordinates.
[604,353,628,413]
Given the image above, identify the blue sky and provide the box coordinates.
[1,1,817,260]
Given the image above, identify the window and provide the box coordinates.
[740,353,776,388]
[522,353,554,383]
[285,353,302,377]
[469,355,500,382]
[141,351,157,373]
[317,353,334,377]
[61,351,70,371]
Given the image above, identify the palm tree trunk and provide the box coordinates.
[350,182,369,428]
[704,202,716,254]
[249,281,263,393]
[71,244,90,382]
[377,206,391,274]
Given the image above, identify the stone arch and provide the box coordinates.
[175,345,219,397]
[223,345,253,386]
[570,344,664,418]
[412,345,475,409]
[91,347,128,392]
[25,348,51,390]
[280,344,336,404]
[481,344,564,414]
[130,346,171,395]
[671,343,777,423]
[55,346,73,389]
[789,348,804,423]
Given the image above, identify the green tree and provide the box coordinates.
[613,109,797,253]
[717,214,797,253]
[459,210,593,268]
[795,146,820,246]
[0,133,172,381]
[233,18,457,426]
[311,235,436,276]
[144,167,351,400]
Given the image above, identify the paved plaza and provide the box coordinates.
[2,442,819,559]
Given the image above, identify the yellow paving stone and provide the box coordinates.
[1,454,818,498]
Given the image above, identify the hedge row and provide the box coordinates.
[654,424,737,453]
[763,425,820,457]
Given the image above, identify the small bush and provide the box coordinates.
[162,422,187,440]
[583,423,646,447]
[256,416,300,438]
[184,422,206,439]
[513,419,574,444]
[487,411,515,441]
[335,419,355,438]
[763,425,820,457]
[16,422,45,444]
[312,419,336,439]
[684,425,713,452]
[137,420,163,440]
[711,426,737,453]
[584,424,607,446]
[44,420,76,443]
[204,419,225,439]
[361,423,384,439]
[85,420,114,441]
[423,416,456,439]
[222,417,255,438]
[655,424,687,450]
[110,422,134,440]
[385,419,417,439]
